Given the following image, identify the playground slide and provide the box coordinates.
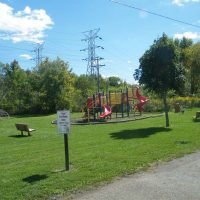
[99,105,112,119]
[135,88,148,112]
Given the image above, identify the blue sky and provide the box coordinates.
[0,0,200,83]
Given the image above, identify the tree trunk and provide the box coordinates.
[163,92,169,127]
[190,68,195,94]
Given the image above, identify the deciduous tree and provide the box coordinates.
[134,34,185,127]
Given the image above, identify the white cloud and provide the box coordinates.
[102,74,119,79]
[0,2,53,43]
[139,10,148,18]
[20,54,32,60]
[172,0,200,6]
[174,32,200,39]
[101,74,109,79]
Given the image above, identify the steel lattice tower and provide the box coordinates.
[81,28,104,76]
[32,43,44,68]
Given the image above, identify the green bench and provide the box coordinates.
[15,123,36,136]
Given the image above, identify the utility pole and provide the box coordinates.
[32,43,44,68]
[81,28,105,92]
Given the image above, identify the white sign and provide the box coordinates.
[57,110,70,134]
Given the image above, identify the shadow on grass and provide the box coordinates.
[193,119,200,123]
[22,174,48,184]
[110,127,172,140]
[9,134,30,138]
[13,114,52,118]
[175,140,191,145]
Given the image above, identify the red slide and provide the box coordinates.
[134,88,148,112]
[99,105,112,119]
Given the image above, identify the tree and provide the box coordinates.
[179,37,193,49]
[183,42,200,94]
[0,62,6,102]
[134,34,185,127]
[108,76,123,87]
[174,37,193,95]
[174,37,193,49]
[36,58,75,113]
[1,60,29,113]
[73,74,97,111]
[75,74,96,98]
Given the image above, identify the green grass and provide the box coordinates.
[0,108,200,200]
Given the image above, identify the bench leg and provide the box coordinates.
[21,131,23,136]
[28,131,31,136]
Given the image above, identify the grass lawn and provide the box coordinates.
[0,108,200,200]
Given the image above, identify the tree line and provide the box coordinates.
[0,58,126,114]
[0,34,200,116]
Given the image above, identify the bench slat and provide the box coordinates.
[28,128,36,132]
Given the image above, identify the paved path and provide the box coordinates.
[73,151,200,200]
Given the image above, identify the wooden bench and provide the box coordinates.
[15,123,36,136]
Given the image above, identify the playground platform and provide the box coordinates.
[71,113,164,125]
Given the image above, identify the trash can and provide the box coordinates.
[174,103,180,113]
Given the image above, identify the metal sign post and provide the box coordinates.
[57,110,70,171]
[64,134,69,171]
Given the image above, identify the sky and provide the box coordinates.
[0,0,200,84]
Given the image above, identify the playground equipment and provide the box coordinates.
[99,105,112,119]
[134,88,149,113]
[83,87,148,122]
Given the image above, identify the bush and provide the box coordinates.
[143,96,200,113]
[173,96,200,108]
[144,99,163,112]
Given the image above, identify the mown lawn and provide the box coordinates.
[0,109,200,200]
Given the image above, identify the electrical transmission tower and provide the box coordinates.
[32,43,44,68]
[81,28,105,75]
[81,28,105,92]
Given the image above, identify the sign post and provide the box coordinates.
[57,110,70,171]
[64,134,69,171]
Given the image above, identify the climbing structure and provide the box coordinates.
[83,86,149,121]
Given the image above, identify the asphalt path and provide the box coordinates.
[73,151,200,200]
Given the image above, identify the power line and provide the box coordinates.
[0,45,31,52]
[109,0,200,29]
[44,50,80,58]
[45,40,81,51]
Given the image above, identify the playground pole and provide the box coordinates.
[115,91,118,118]
[109,91,111,107]
[121,89,124,118]
[126,87,129,117]
[97,62,100,93]
[93,94,96,120]
[99,92,102,114]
